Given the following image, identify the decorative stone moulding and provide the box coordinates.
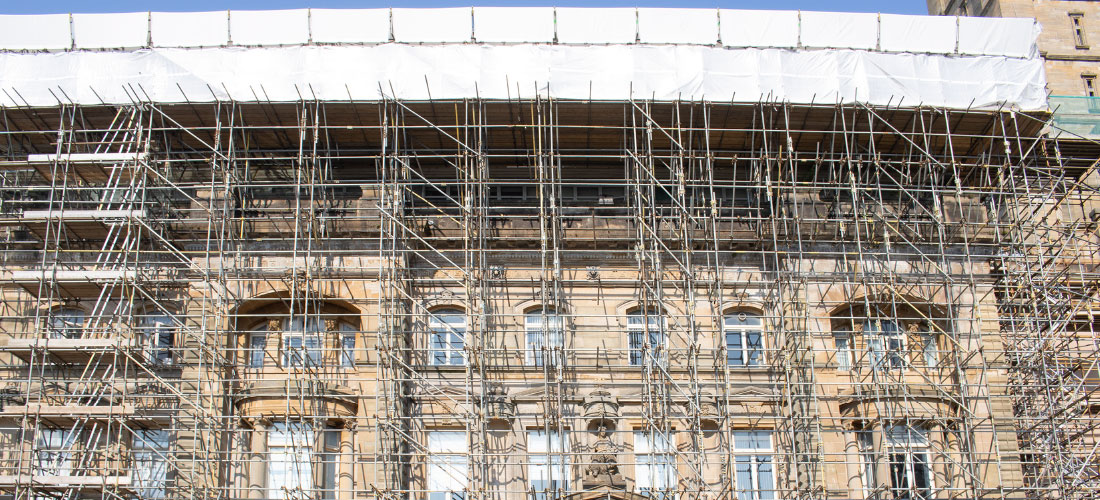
[234,379,357,425]
[582,387,619,431]
[481,382,515,424]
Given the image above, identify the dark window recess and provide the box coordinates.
[1071,13,1089,48]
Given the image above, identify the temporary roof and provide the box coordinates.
[0,8,1046,110]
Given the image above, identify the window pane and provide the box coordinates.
[727,332,744,366]
[734,456,753,500]
[835,335,850,370]
[49,309,84,339]
[756,457,774,500]
[341,331,356,367]
[250,332,266,367]
[430,310,465,366]
[745,331,762,366]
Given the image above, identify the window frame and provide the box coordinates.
[141,313,176,366]
[429,309,467,367]
[339,323,357,368]
[633,430,676,498]
[249,326,268,368]
[527,429,570,499]
[864,318,906,372]
[525,309,564,367]
[883,426,934,500]
[47,308,85,339]
[34,428,76,476]
[627,310,667,366]
[267,422,315,500]
[428,431,469,500]
[132,429,172,499]
[834,332,853,371]
[724,312,763,367]
[1083,74,1097,97]
[281,317,326,368]
[1071,13,1089,49]
[732,431,775,500]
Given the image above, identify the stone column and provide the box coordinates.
[339,421,356,500]
[248,419,269,500]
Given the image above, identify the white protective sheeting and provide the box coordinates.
[309,9,390,44]
[556,8,636,44]
[0,8,1040,57]
[801,12,878,50]
[720,10,799,48]
[879,14,957,54]
[0,44,1047,110]
[638,8,717,45]
[73,13,148,49]
[392,8,471,43]
[958,16,1037,58]
[0,14,71,51]
[231,9,309,46]
[151,11,228,47]
[474,7,554,43]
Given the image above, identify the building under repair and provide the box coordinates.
[0,7,1094,500]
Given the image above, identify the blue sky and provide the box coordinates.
[1,1,928,15]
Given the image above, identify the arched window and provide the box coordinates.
[47,308,85,339]
[141,314,175,366]
[429,309,466,366]
[724,312,762,366]
[628,310,665,366]
[525,308,563,367]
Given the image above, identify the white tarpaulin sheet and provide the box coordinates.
[231,9,309,46]
[73,13,148,49]
[0,44,1047,110]
[474,7,554,43]
[0,8,1040,57]
[309,9,390,44]
[638,8,717,45]
[719,10,799,48]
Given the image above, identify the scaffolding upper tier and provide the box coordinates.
[0,8,1047,109]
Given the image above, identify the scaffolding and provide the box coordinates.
[0,95,1095,500]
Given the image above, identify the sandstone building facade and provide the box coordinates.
[0,7,1091,500]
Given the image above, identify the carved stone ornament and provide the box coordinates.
[583,423,625,489]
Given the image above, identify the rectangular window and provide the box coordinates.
[922,334,939,369]
[428,431,468,500]
[1071,13,1089,48]
[725,313,763,366]
[282,318,324,368]
[634,431,676,498]
[34,428,75,476]
[1084,75,1096,97]
[249,332,267,368]
[268,423,313,499]
[429,311,466,366]
[47,309,84,339]
[528,430,570,500]
[340,326,356,368]
[732,431,774,500]
[133,429,172,499]
[628,312,666,366]
[865,319,905,371]
[857,431,876,499]
[142,314,175,366]
[834,333,851,371]
[526,311,564,367]
[885,426,933,500]
[321,429,340,500]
